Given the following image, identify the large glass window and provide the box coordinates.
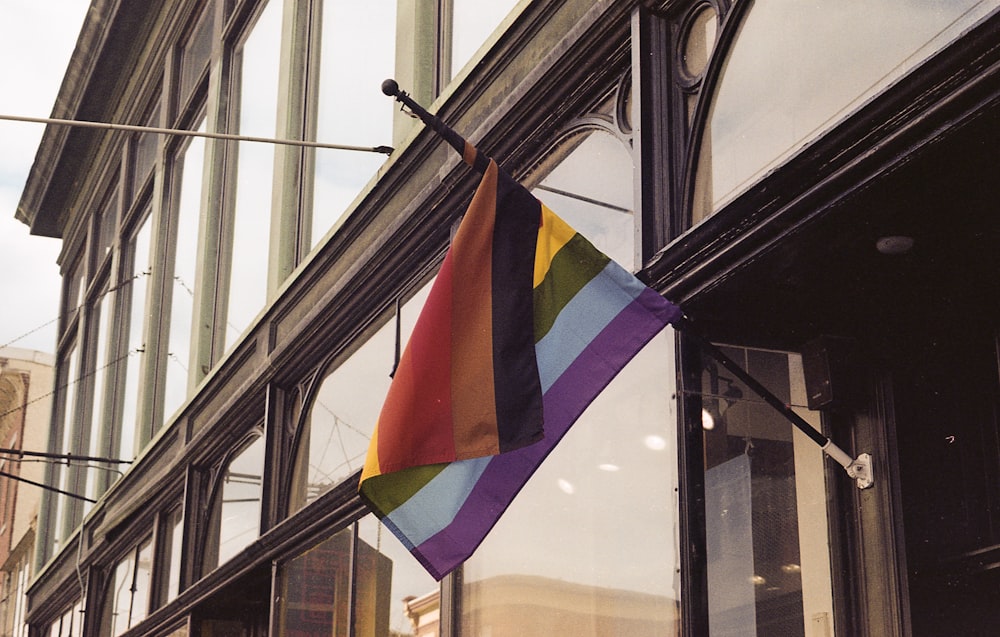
[225,1,282,349]
[692,0,999,221]
[289,282,430,513]
[163,123,206,422]
[461,331,680,636]
[309,0,395,247]
[699,346,833,636]
[461,123,678,635]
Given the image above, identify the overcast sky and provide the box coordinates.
[0,1,89,354]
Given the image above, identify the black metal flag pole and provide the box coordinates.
[677,319,872,488]
[380,79,872,489]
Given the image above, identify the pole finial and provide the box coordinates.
[382,78,401,97]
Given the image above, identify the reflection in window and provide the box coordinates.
[700,347,833,636]
[289,282,431,512]
[534,130,635,269]
[119,214,153,461]
[461,330,680,636]
[450,0,520,79]
[103,538,153,637]
[692,0,997,221]
[275,520,436,637]
[226,1,281,349]
[163,123,206,422]
[210,434,265,568]
[310,0,395,247]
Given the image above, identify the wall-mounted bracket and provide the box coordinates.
[846,453,874,489]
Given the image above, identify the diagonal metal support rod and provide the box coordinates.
[0,470,96,503]
[680,319,873,489]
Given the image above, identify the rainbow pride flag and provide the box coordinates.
[359,145,681,579]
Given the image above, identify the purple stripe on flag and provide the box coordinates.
[411,289,674,578]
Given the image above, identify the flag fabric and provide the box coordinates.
[359,141,682,579]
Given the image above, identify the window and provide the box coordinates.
[461,124,679,636]
[449,0,521,79]
[118,213,153,462]
[46,601,83,637]
[205,433,265,570]
[157,505,185,608]
[309,0,396,247]
[102,538,154,637]
[691,0,998,222]
[224,1,282,349]
[289,282,431,513]
[698,346,834,636]
[274,519,436,637]
[162,123,206,423]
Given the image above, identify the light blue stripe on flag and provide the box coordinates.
[535,261,647,392]
[383,456,491,547]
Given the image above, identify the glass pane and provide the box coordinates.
[289,282,432,512]
[310,0,395,247]
[86,287,112,505]
[163,123,206,423]
[534,131,635,269]
[54,340,80,547]
[275,527,353,637]
[106,539,153,637]
[133,106,160,196]
[451,0,520,79]
[216,435,265,566]
[163,507,184,605]
[226,0,281,349]
[461,331,681,636]
[120,214,153,461]
[357,515,437,637]
[701,347,834,636]
[694,0,998,219]
[179,6,213,103]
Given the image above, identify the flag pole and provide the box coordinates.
[381,79,491,174]
[379,80,872,489]
[679,319,873,489]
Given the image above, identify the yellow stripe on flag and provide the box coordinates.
[533,204,577,288]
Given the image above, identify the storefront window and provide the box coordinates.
[692,0,998,222]
[462,127,678,635]
[289,282,431,513]
[461,330,680,636]
[310,0,395,247]
[699,346,833,636]
[226,0,281,349]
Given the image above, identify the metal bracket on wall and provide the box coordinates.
[846,453,874,490]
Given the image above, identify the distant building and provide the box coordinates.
[0,348,53,637]
[14,0,1000,635]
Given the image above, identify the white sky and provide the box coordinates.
[0,1,89,354]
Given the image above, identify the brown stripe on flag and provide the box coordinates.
[450,161,501,457]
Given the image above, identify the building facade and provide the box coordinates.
[14,0,1000,635]
[0,348,54,637]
